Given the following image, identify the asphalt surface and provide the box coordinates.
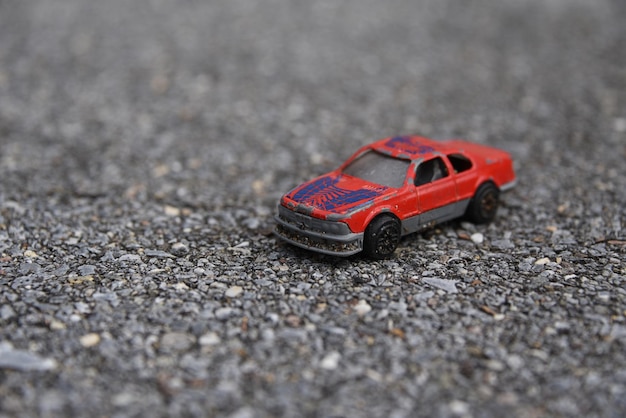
[1,0,625,417]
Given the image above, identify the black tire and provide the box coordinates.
[363,215,401,259]
[466,182,500,224]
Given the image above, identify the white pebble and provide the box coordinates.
[199,332,221,346]
[470,232,484,244]
[225,286,243,298]
[320,351,341,370]
[353,300,372,316]
[79,333,101,348]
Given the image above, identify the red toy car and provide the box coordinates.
[275,136,516,258]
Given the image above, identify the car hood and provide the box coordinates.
[282,174,392,218]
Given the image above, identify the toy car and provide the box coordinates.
[274,136,516,258]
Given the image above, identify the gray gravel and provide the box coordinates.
[1,0,625,417]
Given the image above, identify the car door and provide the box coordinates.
[415,157,457,223]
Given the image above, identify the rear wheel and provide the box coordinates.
[466,182,500,224]
[363,215,401,259]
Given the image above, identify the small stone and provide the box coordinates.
[353,300,372,316]
[449,400,469,415]
[225,286,244,298]
[285,314,302,327]
[164,205,181,216]
[0,343,57,371]
[251,180,265,195]
[491,239,514,250]
[310,152,324,165]
[457,231,471,240]
[79,333,101,348]
[199,332,221,346]
[535,257,550,265]
[470,232,484,244]
[229,407,256,418]
[19,262,41,274]
[243,218,260,229]
[215,307,234,320]
[23,250,38,258]
[171,242,189,256]
[486,360,505,371]
[614,117,626,133]
[506,354,524,370]
[118,254,142,263]
[112,392,136,407]
[160,332,195,351]
[68,275,94,285]
[50,320,66,331]
[173,282,189,291]
[610,325,626,340]
[0,305,16,319]
[78,265,96,275]
[144,250,174,258]
[423,277,458,293]
[320,351,341,370]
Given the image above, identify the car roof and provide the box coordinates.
[370,136,445,161]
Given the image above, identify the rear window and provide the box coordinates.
[447,153,473,173]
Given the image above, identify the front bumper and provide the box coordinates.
[274,206,363,256]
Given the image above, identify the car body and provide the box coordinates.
[274,135,516,258]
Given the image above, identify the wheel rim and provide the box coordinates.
[480,191,497,217]
[376,224,400,255]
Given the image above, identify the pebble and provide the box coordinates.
[215,307,235,320]
[164,205,181,216]
[50,320,66,330]
[491,239,515,250]
[225,286,244,298]
[78,265,96,275]
[118,254,142,263]
[0,343,57,371]
[320,351,341,370]
[173,282,189,291]
[79,333,101,348]
[160,332,195,351]
[422,277,459,293]
[610,325,626,340]
[199,332,221,346]
[20,262,42,274]
[1,305,16,319]
[471,232,484,244]
[614,117,626,133]
[144,250,174,258]
[171,242,189,256]
[353,300,372,316]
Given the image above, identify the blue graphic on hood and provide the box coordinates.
[289,176,387,212]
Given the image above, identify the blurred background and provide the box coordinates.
[2,0,624,213]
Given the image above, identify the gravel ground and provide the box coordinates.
[1,0,625,417]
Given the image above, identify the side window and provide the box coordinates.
[414,157,449,186]
[447,153,473,173]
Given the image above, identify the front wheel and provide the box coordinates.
[363,215,401,259]
[466,182,500,224]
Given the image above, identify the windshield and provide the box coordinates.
[342,150,410,188]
